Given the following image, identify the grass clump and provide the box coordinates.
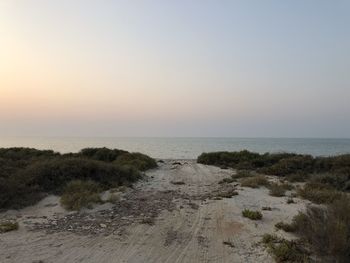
[240,175,269,188]
[242,209,262,220]
[0,221,19,233]
[268,183,287,197]
[60,180,102,210]
[292,197,350,262]
[297,182,344,204]
[261,234,310,262]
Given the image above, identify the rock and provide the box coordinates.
[100,223,107,228]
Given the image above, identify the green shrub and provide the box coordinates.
[60,180,102,210]
[240,175,270,188]
[286,173,309,182]
[114,152,157,171]
[0,147,155,209]
[242,209,262,220]
[79,147,127,162]
[0,221,19,233]
[292,197,350,262]
[269,183,286,197]
[232,170,254,179]
[261,234,310,262]
[297,183,344,204]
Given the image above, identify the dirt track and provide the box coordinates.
[0,160,308,263]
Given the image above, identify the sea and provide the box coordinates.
[1,137,350,159]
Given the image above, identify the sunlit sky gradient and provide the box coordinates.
[1,1,349,137]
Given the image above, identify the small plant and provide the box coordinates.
[275,222,296,232]
[0,221,19,233]
[269,183,287,197]
[223,240,235,248]
[240,175,270,188]
[242,209,262,220]
[217,189,239,198]
[286,198,295,204]
[60,180,102,211]
[261,234,310,262]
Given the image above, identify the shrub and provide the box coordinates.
[260,155,314,176]
[242,209,262,220]
[232,170,254,179]
[79,147,127,162]
[297,183,344,204]
[261,234,310,262]
[0,221,19,233]
[269,183,286,197]
[293,197,350,262]
[60,180,102,210]
[286,173,309,182]
[0,147,155,209]
[275,222,296,232]
[114,152,157,171]
[240,175,269,188]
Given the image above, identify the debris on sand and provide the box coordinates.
[170,181,185,185]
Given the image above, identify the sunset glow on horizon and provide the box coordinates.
[1,1,349,137]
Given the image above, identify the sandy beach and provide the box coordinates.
[0,160,309,263]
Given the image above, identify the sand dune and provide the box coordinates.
[0,160,309,263]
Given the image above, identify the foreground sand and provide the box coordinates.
[0,160,309,263]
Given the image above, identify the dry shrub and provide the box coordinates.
[240,175,269,188]
[293,197,350,262]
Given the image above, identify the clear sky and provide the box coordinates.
[1,1,349,137]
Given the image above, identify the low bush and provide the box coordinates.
[292,197,350,262]
[242,209,262,220]
[285,173,309,182]
[60,180,102,210]
[232,170,254,179]
[0,147,155,209]
[261,234,310,262]
[240,175,269,188]
[275,222,296,232]
[114,152,157,171]
[0,221,19,233]
[269,183,286,197]
[297,182,344,204]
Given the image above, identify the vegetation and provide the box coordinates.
[0,221,19,233]
[0,147,157,209]
[60,180,102,210]
[242,209,262,220]
[297,182,344,204]
[292,197,350,262]
[240,175,269,188]
[261,234,310,263]
[197,150,350,185]
[275,222,296,232]
[268,183,287,197]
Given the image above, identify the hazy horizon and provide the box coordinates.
[1,1,349,138]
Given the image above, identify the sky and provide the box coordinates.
[0,0,349,137]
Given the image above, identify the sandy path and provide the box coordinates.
[0,160,308,263]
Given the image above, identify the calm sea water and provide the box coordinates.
[0,137,350,159]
